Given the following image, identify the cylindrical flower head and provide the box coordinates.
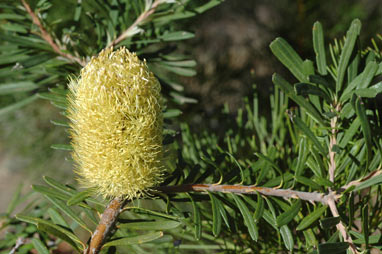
[67,47,163,199]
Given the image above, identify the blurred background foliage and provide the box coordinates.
[0,0,381,210]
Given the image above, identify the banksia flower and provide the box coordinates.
[67,47,164,199]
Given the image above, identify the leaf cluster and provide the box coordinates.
[1,1,382,253]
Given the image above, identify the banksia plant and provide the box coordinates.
[67,47,164,199]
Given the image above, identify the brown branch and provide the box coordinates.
[327,103,357,253]
[155,184,337,204]
[327,198,358,254]
[85,197,127,254]
[83,173,382,254]
[108,0,161,47]
[21,0,86,66]
[9,237,26,254]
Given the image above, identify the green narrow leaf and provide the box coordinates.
[163,109,182,118]
[312,22,327,75]
[347,53,360,83]
[127,207,179,221]
[195,0,223,13]
[38,92,67,103]
[207,192,222,237]
[16,214,83,250]
[51,144,73,151]
[319,217,340,230]
[32,184,71,201]
[119,221,181,230]
[355,98,372,171]
[159,31,194,41]
[339,118,360,148]
[295,138,308,177]
[353,174,382,191]
[104,232,163,247]
[47,208,70,228]
[187,194,201,240]
[357,61,378,90]
[272,73,326,125]
[303,228,317,247]
[303,59,315,76]
[0,94,39,116]
[67,189,94,206]
[341,61,379,102]
[352,234,381,245]
[294,116,327,155]
[309,75,334,90]
[280,225,294,251]
[1,23,28,33]
[49,87,69,96]
[253,192,264,222]
[44,195,92,233]
[31,238,49,254]
[231,194,258,241]
[270,38,307,82]
[50,119,70,127]
[160,60,197,68]
[336,19,361,94]
[318,242,349,254]
[37,223,82,251]
[0,81,38,95]
[295,175,321,189]
[296,206,327,231]
[0,13,26,20]
[277,199,301,227]
[262,209,278,230]
[43,176,76,195]
[354,81,382,98]
[313,176,334,188]
[294,83,331,104]
[216,196,230,230]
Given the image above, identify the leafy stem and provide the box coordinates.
[21,0,86,66]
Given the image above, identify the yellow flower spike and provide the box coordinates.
[67,47,164,199]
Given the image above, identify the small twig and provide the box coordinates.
[155,184,337,204]
[9,237,26,254]
[327,103,357,253]
[85,197,127,254]
[341,169,382,190]
[327,198,358,254]
[21,0,86,66]
[108,0,161,47]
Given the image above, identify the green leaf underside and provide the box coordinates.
[312,21,327,75]
[207,192,222,236]
[104,231,163,247]
[119,221,181,231]
[277,200,301,227]
[16,214,83,250]
[336,19,361,94]
[296,206,327,231]
[280,225,294,251]
[44,195,92,233]
[270,38,307,82]
[31,238,49,254]
[231,194,258,241]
